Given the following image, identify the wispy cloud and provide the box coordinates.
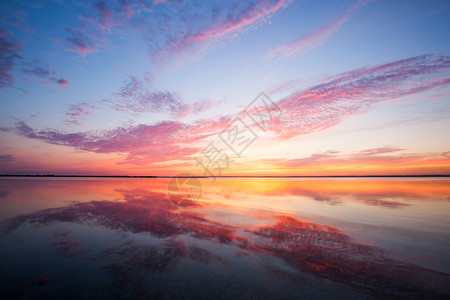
[7,120,192,164]
[93,1,113,32]
[262,54,450,138]
[65,102,97,125]
[63,1,121,56]
[56,0,290,67]
[21,62,69,87]
[0,154,15,162]
[65,28,98,56]
[109,76,187,116]
[21,65,55,78]
[0,26,23,88]
[264,147,406,167]
[0,5,34,34]
[265,80,298,95]
[7,54,450,167]
[262,147,450,175]
[5,116,232,165]
[66,75,223,125]
[162,0,290,63]
[179,98,226,117]
[267,150,342,167]
[175,0,290,44]
[358,147,404,156]
[269,0,371,60]
[119,0,133,19]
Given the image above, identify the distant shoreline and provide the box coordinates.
[1,174,449,178]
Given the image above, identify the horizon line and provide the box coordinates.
[1,174,449,178]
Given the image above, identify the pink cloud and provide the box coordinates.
[57,79,69,86]
[184,0,290,43]
[154,0,291,63]
[9,121,191,162]
[261,54,450,138]
[420,92,450,102]
[186,116,233,140]
[6,54,450,167]
[269,0,371,60]
[7,116,233,164]
[358,147,405,156]
[262,147,445,169]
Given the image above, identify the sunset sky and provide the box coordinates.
[1,0,449,176]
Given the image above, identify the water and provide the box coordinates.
[0,177,449,299]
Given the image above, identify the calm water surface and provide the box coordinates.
[0,177,449,299]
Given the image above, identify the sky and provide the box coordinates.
[0,0,449,176]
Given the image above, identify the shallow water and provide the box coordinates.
[0,177,449,299]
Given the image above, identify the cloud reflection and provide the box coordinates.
[253,216,450,298]
[2,185,449,298]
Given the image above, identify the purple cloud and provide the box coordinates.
[21,62,69,87]
[65,102,96,125]
[10,120,187,155]
[57,79,69,86]
[7,54,450,166]
[0,154,15,162]
[0,26,23,88]
[93,1,113,31]
[65,75,223,125]
[258,54,450,138]
[21,65,56,78]
[94,2,112,20]
[111,76,187,116]
[65,28,98,56]
[6,118,231,164]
